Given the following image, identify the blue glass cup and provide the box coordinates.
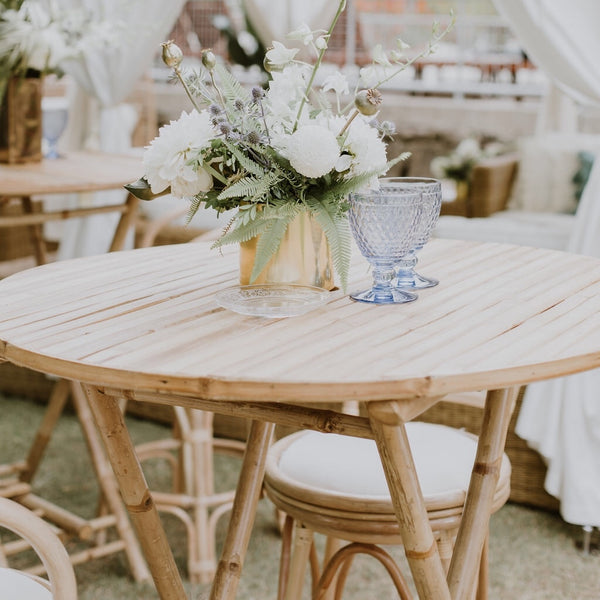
[385,177,442,289]
[348,180,423,304]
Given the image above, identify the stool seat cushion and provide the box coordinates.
[275,422,510,499]
[0,567,52,599]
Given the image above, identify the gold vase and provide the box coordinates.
[0,76,43,164]
[239,211,335,290]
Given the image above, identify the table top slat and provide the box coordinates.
[1,240,599,402]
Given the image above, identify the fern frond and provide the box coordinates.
[305,197,352,292]
[211,216,268,248]
[214,64,251,105]
[186,196,204,224]
[250,209,300,283]
[223,140,266,177]
[218,172,280,201]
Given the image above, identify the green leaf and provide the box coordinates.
[124,178,171,201]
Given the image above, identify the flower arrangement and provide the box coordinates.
[430,137,503,183]
[128,1,453,290]
[0,0,109,102]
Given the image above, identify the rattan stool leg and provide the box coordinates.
[284,521,314,600]
[210,420,274,600]
[319,537,343,600]
[314,543,412,600]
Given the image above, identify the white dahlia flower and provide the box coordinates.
[343,117,388,178]
[143,110,215,199]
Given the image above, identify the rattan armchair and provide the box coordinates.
[0,496,78,599]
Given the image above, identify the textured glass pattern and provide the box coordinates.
[377,178,443,290]
[348,184,422,304]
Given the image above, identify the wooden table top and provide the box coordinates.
[0,239,599,403]
[0,151,143,197]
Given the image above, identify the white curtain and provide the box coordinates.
[243,0,339,46]
[54,0,185,259]
[493,0,600,526]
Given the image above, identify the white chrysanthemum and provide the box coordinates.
[143,110,215,199]
[285,125,341,179]
[329,117,387,182]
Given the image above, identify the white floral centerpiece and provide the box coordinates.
[0,0,109,101]
[128,1,453,290]
[430,137,503,184]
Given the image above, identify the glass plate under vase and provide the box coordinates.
[239,211,335,291]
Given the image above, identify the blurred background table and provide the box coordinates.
[0,150,142,271]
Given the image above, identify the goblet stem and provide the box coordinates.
[351,260,417,304]
[395,249,439,289]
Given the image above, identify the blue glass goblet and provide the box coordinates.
[42,97,69,160]
[348,183,423,304]
[387,177,443,289]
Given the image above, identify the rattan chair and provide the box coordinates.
[264,422,511,600]
[0,496,78,599]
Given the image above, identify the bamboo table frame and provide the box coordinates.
[0,150,141,265]
[0,150,150,581]
[0,239,599,599]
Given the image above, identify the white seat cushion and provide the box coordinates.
[434,211,574,250]
[0,567,52,599]
[276,422,509,499]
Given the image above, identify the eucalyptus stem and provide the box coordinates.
[292,0,347,132]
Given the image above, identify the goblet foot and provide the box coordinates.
[395,269,439,289]
[350,287,417,304]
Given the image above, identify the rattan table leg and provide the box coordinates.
[19,378,70,483]
[447,387,517,599]
[368,401,451,600]
[83,384,186,600]
[21,196,47,265]
[109,194,139,252]
[71,382,150,583]
[210,420,275,600]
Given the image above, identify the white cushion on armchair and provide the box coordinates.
[435,211,574,250]
[434,132,599,251]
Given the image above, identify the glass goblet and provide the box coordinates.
[348,183,423,304]
[42,97,69,159]
[387,177,443,289]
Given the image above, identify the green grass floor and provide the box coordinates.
[1,393,599,599]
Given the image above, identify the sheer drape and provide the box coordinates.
[243,0,338,45]
[55,0,185,259]
[493,0,600,526]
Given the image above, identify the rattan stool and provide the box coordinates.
[264,422,511,600]
[0,496,78,599]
